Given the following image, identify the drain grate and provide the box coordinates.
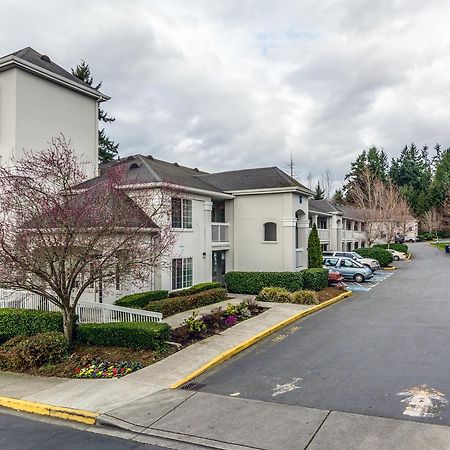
[180,382,205,390]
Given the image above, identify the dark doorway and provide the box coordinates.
[212,251,226,284]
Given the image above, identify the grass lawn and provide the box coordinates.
[430,242,450,250]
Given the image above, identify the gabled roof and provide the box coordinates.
[197,167,312,193]
[23,187,156,230]
[77,155,224,193]
[0,47,108,100]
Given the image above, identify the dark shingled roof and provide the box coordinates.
[197,167,310,192]
[77,155,223,192]
[309,199,341,214]
[3,47,105,97]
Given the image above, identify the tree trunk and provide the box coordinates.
[62,309,75,343]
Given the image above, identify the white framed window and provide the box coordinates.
[319,218,328,229]
[321,243,328,251]
[263,222,277,241]
[171,198,192,229]
[172,257,193,290]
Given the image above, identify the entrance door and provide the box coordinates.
[212,251,226,284]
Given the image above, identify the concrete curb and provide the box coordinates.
[0,396,98,425]
[170,290,353,389]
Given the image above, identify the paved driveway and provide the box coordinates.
[191,243,450,426]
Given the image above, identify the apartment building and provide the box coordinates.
[0,47,108,177]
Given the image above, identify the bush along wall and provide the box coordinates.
[0,309,64,342]
[374,243,409,254]
[168,282,223,298]
[115,290,169,309]
[355,247,393,267]
[77,322,171,350]
[144,288,228,317]
[302,268,328,291]
[224,272,303,294]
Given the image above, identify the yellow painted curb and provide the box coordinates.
[382,266,397,270]
[0,396,98,425]
[170,290,352,389]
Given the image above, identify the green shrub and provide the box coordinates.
[77,322,170,350]
[290,290,319,305]
[355,247,393,267]
[225,272,303,294]
[308,224,323,268]
[145,288,228,317]
[256,287,292,303]
[0,309,64,341]
[12,332,69,368]
[169,282,222,298]
[374,243,408,254]
[115,290,168,309]
[302,268,328,291]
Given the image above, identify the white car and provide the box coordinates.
[387,249,407,261]
[323,251,380,271]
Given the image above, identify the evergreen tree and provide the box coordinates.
[332,189,345,205]
[389,143,432,215]
[308,224,323,268]
[314,181,325,200]
[429,148,450,208]
[72,60,119,163]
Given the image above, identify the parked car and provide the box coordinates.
[323,251,380,272]
[387,249,407,261]
[323,257,374,283]
[405,236,418,242]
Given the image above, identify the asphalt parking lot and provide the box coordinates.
[344,268,395,292]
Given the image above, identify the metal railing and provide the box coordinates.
[211,222,229,242]
[0,289,162,324]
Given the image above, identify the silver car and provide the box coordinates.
[323,256,374,283]
[323,251,380,271]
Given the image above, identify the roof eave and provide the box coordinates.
[0,55,110,101]
[225,186,311,196]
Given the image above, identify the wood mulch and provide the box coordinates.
[316,286,347,303]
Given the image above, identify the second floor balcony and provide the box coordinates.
[212,222,230,244]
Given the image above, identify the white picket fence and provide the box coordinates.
[0,289,162,324]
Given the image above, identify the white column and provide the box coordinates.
[282,217,297,271]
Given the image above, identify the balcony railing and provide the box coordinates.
[212,222,229,242]
[309,228,330,241]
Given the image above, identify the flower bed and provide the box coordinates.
[0,299,265,379]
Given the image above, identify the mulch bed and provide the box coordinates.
[4,302,267,379]
[316,287,347,303]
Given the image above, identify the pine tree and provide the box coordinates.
[314,181,325,200]
[308,224,323,268]
[72,61,119,163]
[429,148,450,208]
[332,189,345,205]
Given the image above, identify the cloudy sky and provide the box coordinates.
[2,1,450,187]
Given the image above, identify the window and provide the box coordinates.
[346,221,351,231]
[354,242,359,249]
[172,198,192,228]
[361,223,365,231]
[264,222,277,241]
[298,195,303,204]
[324,258,338,267]
[361,241,366,248]
[172,258,193,290]
[341,259,355,268]
[318,218,328,229]
[347,242,352,251]
[212,200,226,223]
[321,244,328,251]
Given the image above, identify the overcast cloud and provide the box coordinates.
[2,0,450,187]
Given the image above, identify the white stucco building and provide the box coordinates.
[0,47,109,177]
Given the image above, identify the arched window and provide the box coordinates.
[264,222,277,241]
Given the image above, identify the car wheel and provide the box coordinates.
[393,255,400,261]
[354,274,365,283]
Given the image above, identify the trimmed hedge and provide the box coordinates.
[302,268,328,291]
[374,243,408,254]
[355,247,393,267]
[0,309,63,341]
[224,272,303,294]
[77,322,170,350]
[169,282,222,298]
[145,288,228,317]
[115,290,168,309]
